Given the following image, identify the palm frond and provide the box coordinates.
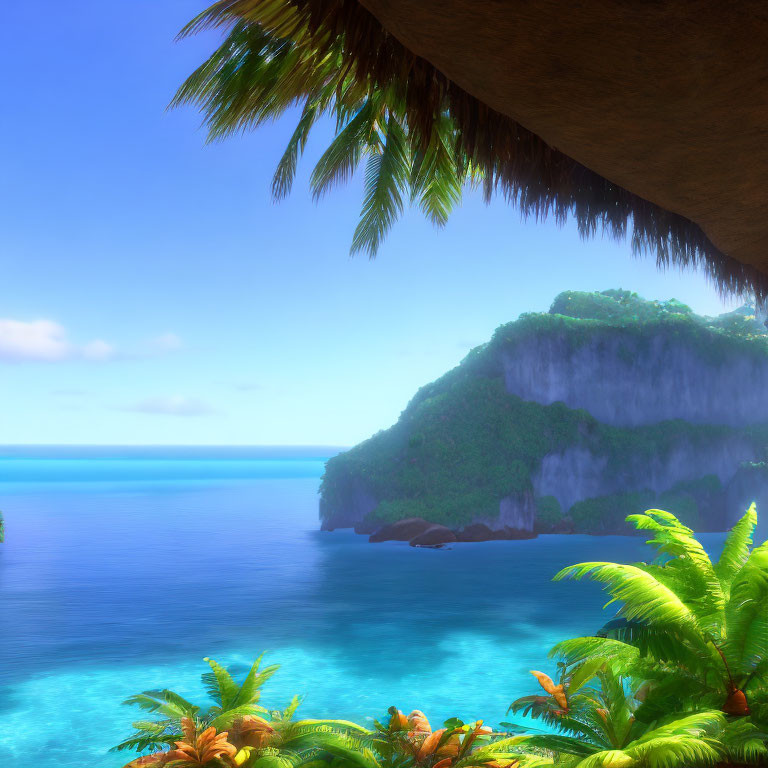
[111,720,179,753]
[208,702,270,731]
[309,99,377,200]
[716,504,758,589]
[595,618,709,672]
[313,733,382,768]
[626,510,724,626]
[508,694,605,744]
[350,114,410,257]
[721,717,768,763]
[233,653,279,707]
[173,0,768,295]
[410,116,464,226]
[632,710,725,743]
[273,100,323,199]
[624,734,722,768]
[723,539,768,675]
[203,657,240,709]
[284,719,370,738]
[123,690,200,720]
[508,734,600,757]
[550,637,640,691]
[554,563,699,633]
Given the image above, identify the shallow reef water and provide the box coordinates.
[0,451,726,767]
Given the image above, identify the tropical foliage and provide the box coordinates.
[116,505,768,768]
[502,504,768,768]
[508,667,735,768]
[114,655,366,767]
[171,1,768,296]
[554,505,768,723]
[173,1,477,257]
[318,707,532,768]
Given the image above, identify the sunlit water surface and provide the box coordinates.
[0,449,727,767]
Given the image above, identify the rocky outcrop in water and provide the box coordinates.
[320,291,768,539]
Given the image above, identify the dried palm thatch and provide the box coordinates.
[175,0,768,297]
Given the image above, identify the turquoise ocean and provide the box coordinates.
[0,447,724,767]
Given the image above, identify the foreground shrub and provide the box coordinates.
[509,667,729,768]
[114,655,366,767]
[554,504,768,723]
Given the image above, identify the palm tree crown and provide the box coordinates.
[553,505,768,725]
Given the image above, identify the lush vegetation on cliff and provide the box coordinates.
[322,377,588,529]
[492,289,768,365]
[321,291,768,533]
[115,507,768,768]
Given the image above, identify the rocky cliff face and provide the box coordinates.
[319,475,377,531]
[501,332,768,427]
[320,291,768,538]
[534,435,759,513]
[475,492,536,532]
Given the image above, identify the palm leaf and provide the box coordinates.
[623,735,721,767]
[123,690,199,719]
[723,568,768,675]
[350,114,410,257]
[550,637,640,690]
[595,618,707,670]
[208,702,270,731]
[282,695,303,720]
[632,710,725,743]
[722,717,768,763]
[309,99,377,200]
[508,695,605,743]
[554,563,699,632]
[571,750,632,768]
[716,504,758,587]
[272,99,322,199]
[410,118,463,227]
[508,734,600,757]
[313,733,382,768]
[285,719,370,737]
[234,653,280,707]
[627,510,723,624]
[203,657,240,709]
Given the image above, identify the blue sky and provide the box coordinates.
[0,1,741,446]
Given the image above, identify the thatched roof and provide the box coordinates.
[187,0,768,296]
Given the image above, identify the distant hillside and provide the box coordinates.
[320,290,768,542]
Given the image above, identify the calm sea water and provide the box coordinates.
[0,447,725,768]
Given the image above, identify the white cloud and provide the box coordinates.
[122,396,215,417]
[0,319,69,361]
[82,339,115,360]
[0,319,115,362]
[0,318,182,363]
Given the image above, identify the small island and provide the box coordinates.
[320,290,768,544]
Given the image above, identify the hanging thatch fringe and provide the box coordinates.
[184,0,768,298]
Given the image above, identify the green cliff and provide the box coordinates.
[320,290,768,539]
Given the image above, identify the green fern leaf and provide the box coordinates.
[204,657,240,709]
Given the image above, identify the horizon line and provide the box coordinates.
[0,443,349,448]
